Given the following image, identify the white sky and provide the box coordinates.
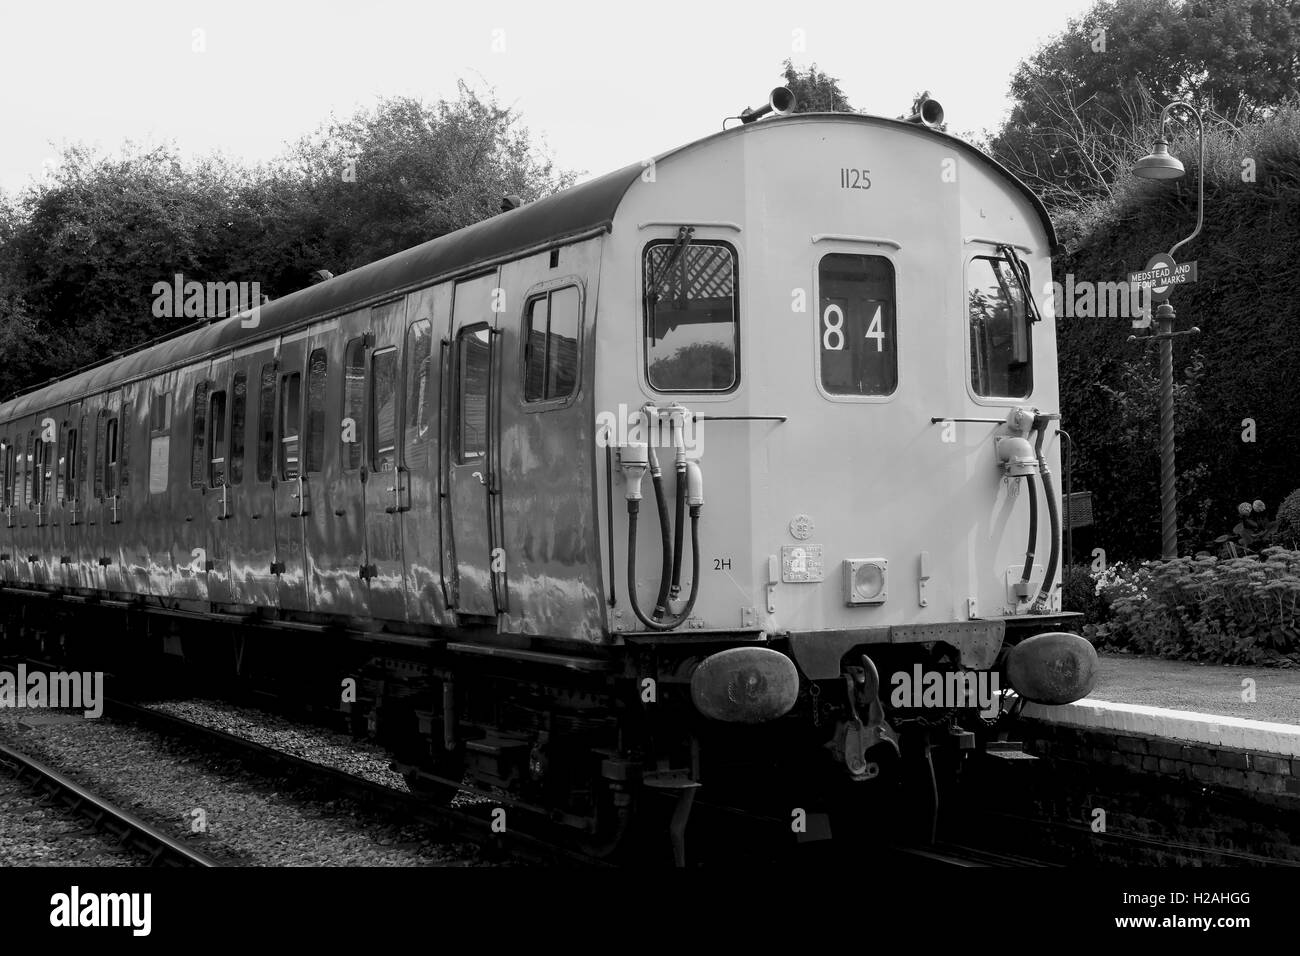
[0,0,1098,196]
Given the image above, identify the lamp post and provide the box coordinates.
[1131,101,1205,560]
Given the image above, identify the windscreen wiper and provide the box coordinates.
[649,225,695,304]
[996,243,1042,324]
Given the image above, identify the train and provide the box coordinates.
[0,87,1097,862]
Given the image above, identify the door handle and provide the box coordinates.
[217,483,230,520]
[386,466,411,513]
[471,471,485,485]
[291,476,310,517]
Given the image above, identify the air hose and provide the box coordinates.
[628,502,701,631]
[1031,417,1062,612]
[1018,474,1039,600]
[622,411,703,631]
[649,448,674,621]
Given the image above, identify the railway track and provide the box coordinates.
[100,696,611,867]
[0,739,219,868]
[892,841,1060,867]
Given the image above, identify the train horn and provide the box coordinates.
[904,96,944,127]
[739,87,796,124]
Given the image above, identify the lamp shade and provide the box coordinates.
[1133,140,1185,180]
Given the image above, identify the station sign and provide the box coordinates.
[1127,253,1198,299]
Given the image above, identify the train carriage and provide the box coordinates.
[0,90,1096,859]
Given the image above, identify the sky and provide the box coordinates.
[0,0,1099,196]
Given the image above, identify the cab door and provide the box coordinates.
[229,344,280,609]
[53,405,81,590]
[361,300,409,623]
[272,332,311,612]
[204,354,236,605]
[445,271,502,617]
[301,316,369,619]
[400,287,449,626]
[0,432,14,584]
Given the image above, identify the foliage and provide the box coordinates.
[0,83,574,395]
[986,0,1300,204]
[1061,562,1112,627]
[780,60,854,113]
[1089,549,1300,664]
[1276,488,1300,547]
[1054,103,1300,562]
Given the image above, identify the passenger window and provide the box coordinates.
[343,338,366,471]
[257,364,276,482]
[93,415,106,500]
[524,286,579,402]
[405,320,433,446]
[78,415,88,504]
[643,241,738,392]
[56,423,68,504]
[371,348,399,472]
[818,253,898,397]
[32,432,46,506]
[208,390,227,487]
[305,348,327,474]
[149,392,171,494]
[230,373,247,486]
[105,417,120,496]
[118,403,130,492]
[63,426,78,503]
[191,382,209,488]
[0,438,8,507]
[280,372,301,480]
[455,326,490,463]
[969,255,1033,398]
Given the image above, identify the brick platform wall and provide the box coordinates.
[943,721,1300,865]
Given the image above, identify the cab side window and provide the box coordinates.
[643,241,738,392]
[523,286,579,403]
[968,255,1033,398]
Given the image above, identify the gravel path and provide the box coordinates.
[0,708,486,866]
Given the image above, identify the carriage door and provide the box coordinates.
[446,271,502,617]
[229,344,281,608]
[271,332,311,611]
[203,354,235,605]
[361,300,409,623]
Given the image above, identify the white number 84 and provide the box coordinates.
[822,304,885,352]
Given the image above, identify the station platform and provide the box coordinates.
[1020,652,1300,759]
[1018,652,1300,804]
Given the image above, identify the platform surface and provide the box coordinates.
[1021,652,1300,757]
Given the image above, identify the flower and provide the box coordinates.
[1253,500,1266,513]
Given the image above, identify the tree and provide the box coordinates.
[275,82,577,274]
[0,83,575,394]
[987,0,1300,205]
[780,60,854,112]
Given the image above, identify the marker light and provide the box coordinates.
[844,559,888,606]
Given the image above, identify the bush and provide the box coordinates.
[1276,488,1300,548]
[1061,563,1111,628]
[1090,548,1300,664]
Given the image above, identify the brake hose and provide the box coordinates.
[1031,418,1062,612]
[628,499,701,631]
[1019,473,1039,599]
